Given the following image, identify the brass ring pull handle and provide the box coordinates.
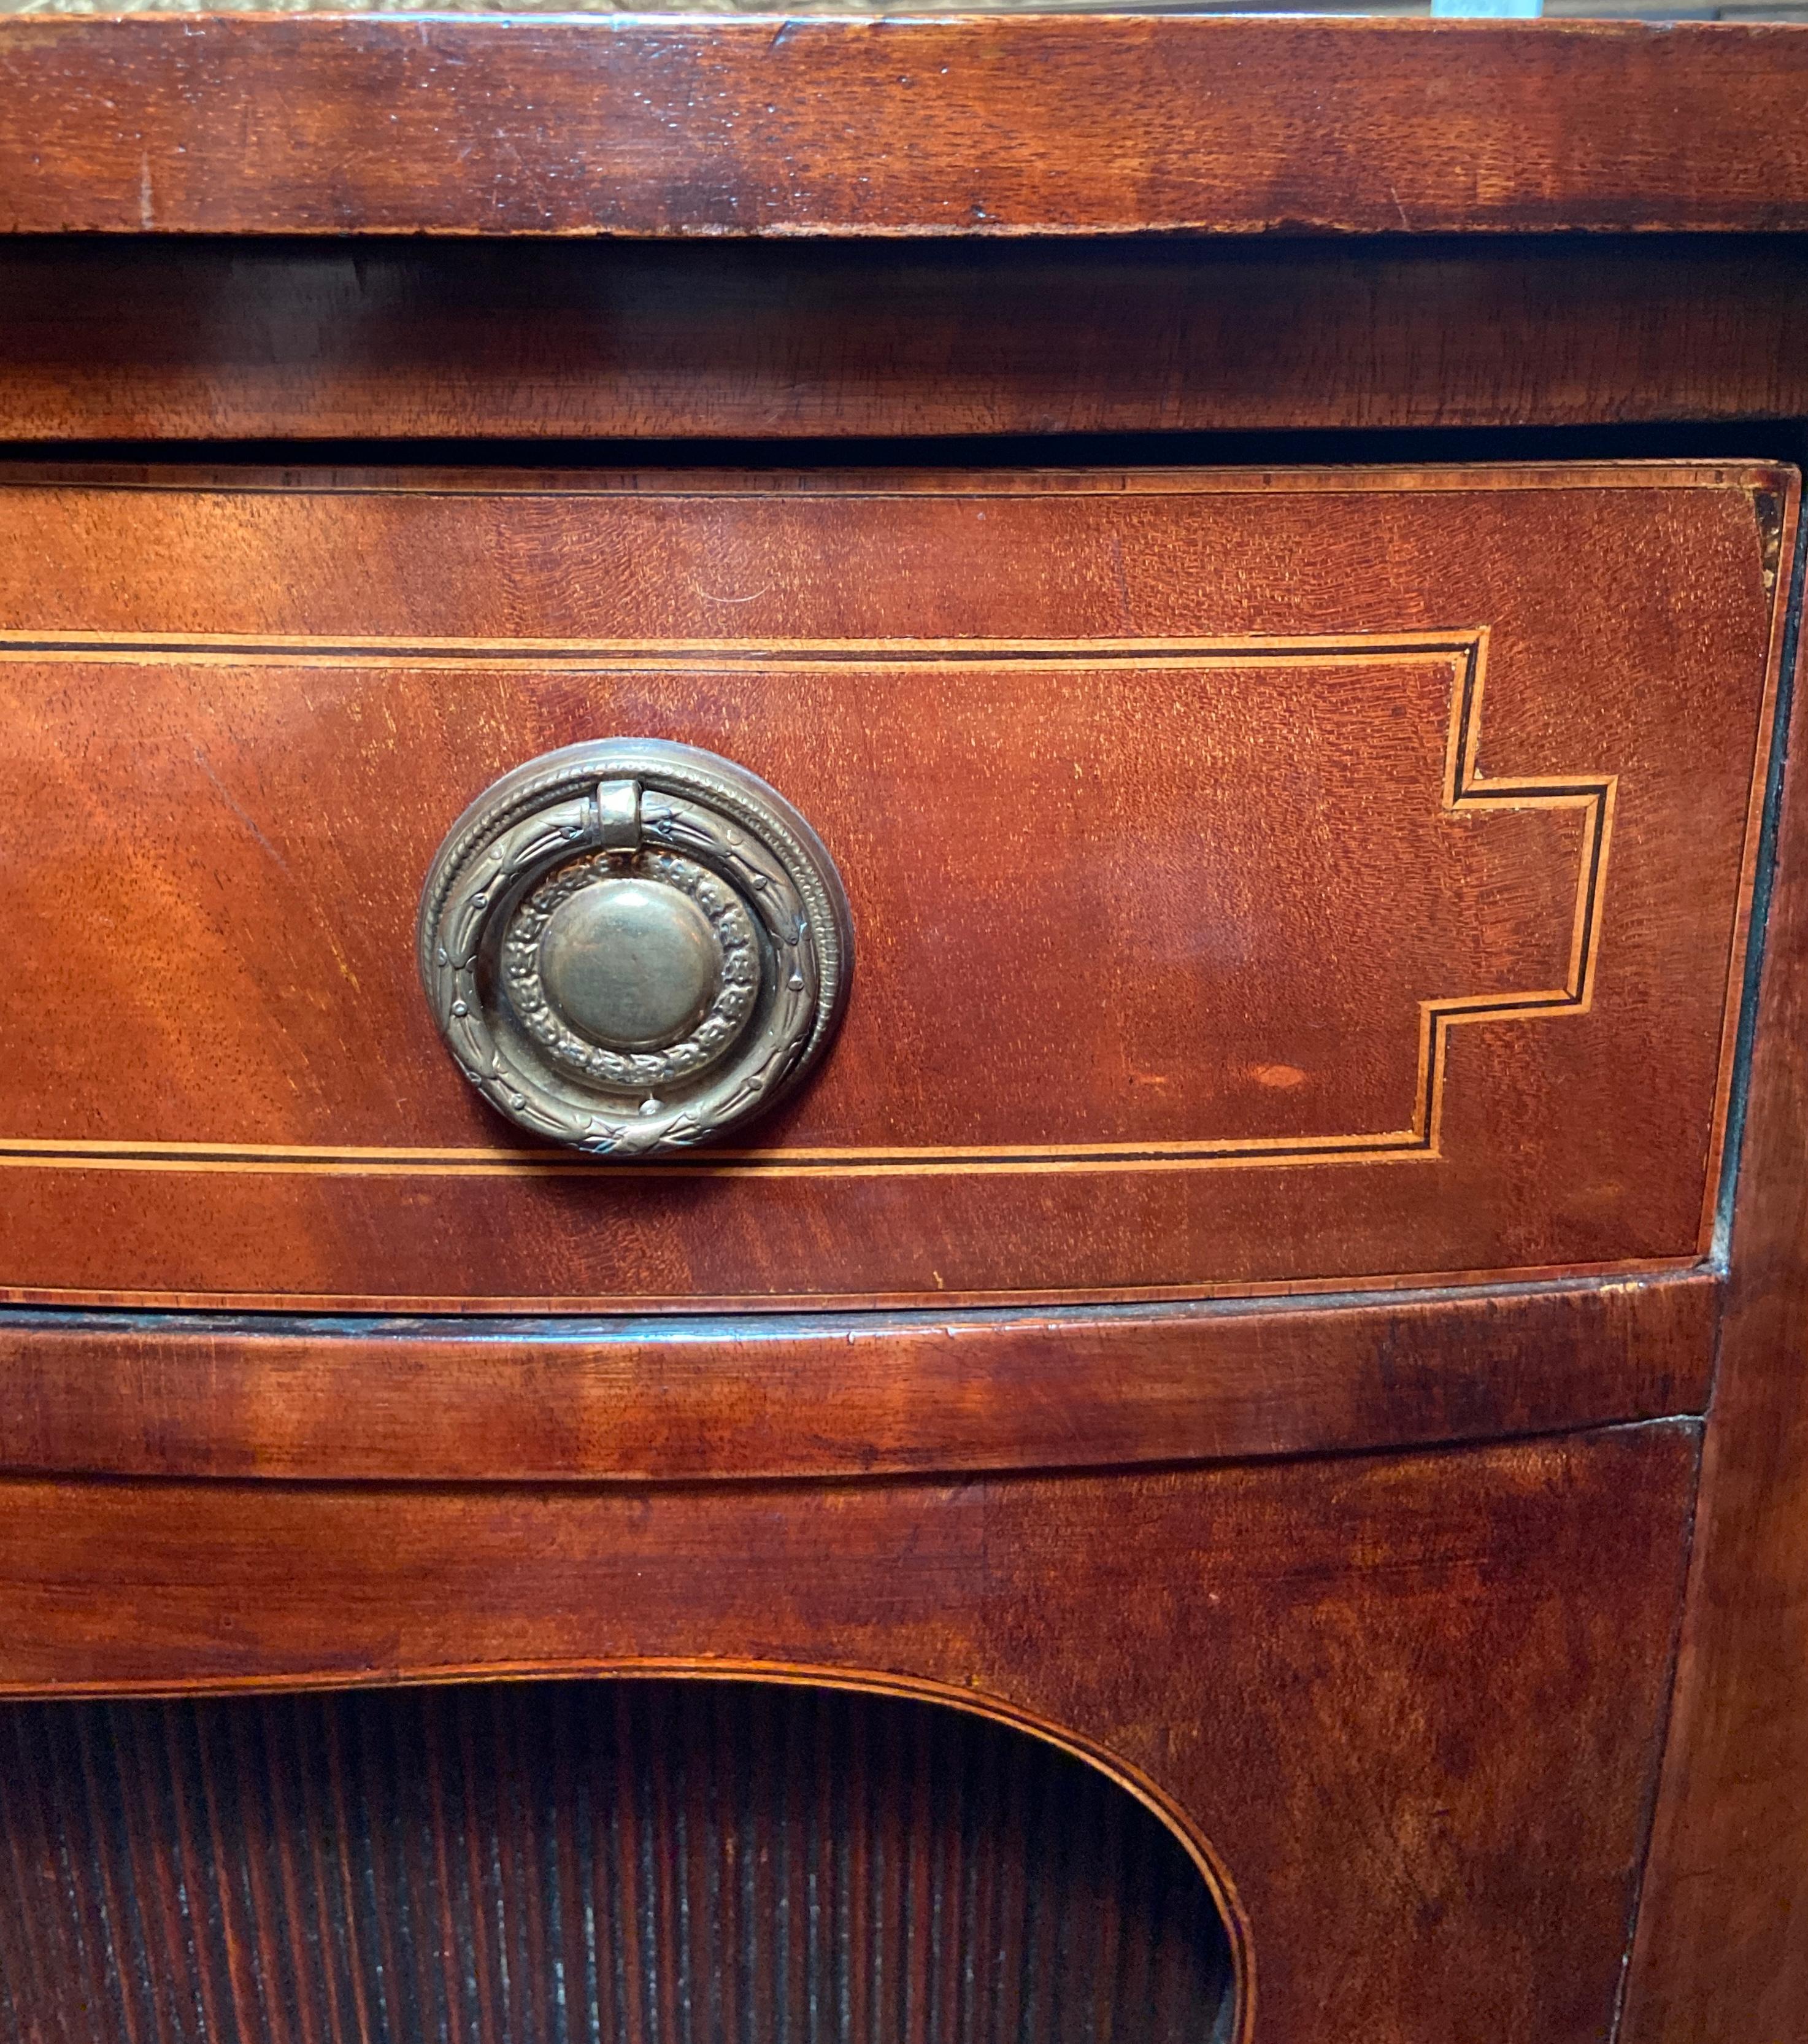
[418,740,853,1155]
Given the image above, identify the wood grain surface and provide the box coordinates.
[0,464,1790,1308]
[0,1274,1718,1484]
[0,1678,1237,2044]
[3,17,1808,239]
[0,1422,1699,2044]
[2,13,1805,2030]
[6,236,1808,442]
[1620,494,1808,2041]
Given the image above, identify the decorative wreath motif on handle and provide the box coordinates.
[417,739,854,1155]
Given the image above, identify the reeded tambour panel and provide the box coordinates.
[0,465,1791,1306]
[0,1677,1237,2044]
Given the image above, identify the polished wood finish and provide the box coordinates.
[6,20,1808,2037]
[4,17,1808,240]
[0,464,1790,1308]
[0,1422,1699,2044]
[1620,514,1808,2043]
[0,1678,1236,2044]
[0,1273,1717,1484]
[6,236,1808,443]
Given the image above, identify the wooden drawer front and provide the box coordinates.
[0,464,1791,1309]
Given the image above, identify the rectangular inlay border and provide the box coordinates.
[0,627,1641,1184]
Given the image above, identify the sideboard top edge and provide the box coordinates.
[5,15,1808,241]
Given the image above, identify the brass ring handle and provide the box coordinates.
[418,739,853,1155]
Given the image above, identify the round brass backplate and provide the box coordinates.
[417,739,853,1156]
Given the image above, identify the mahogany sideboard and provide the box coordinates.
[1,16,1807,2043]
